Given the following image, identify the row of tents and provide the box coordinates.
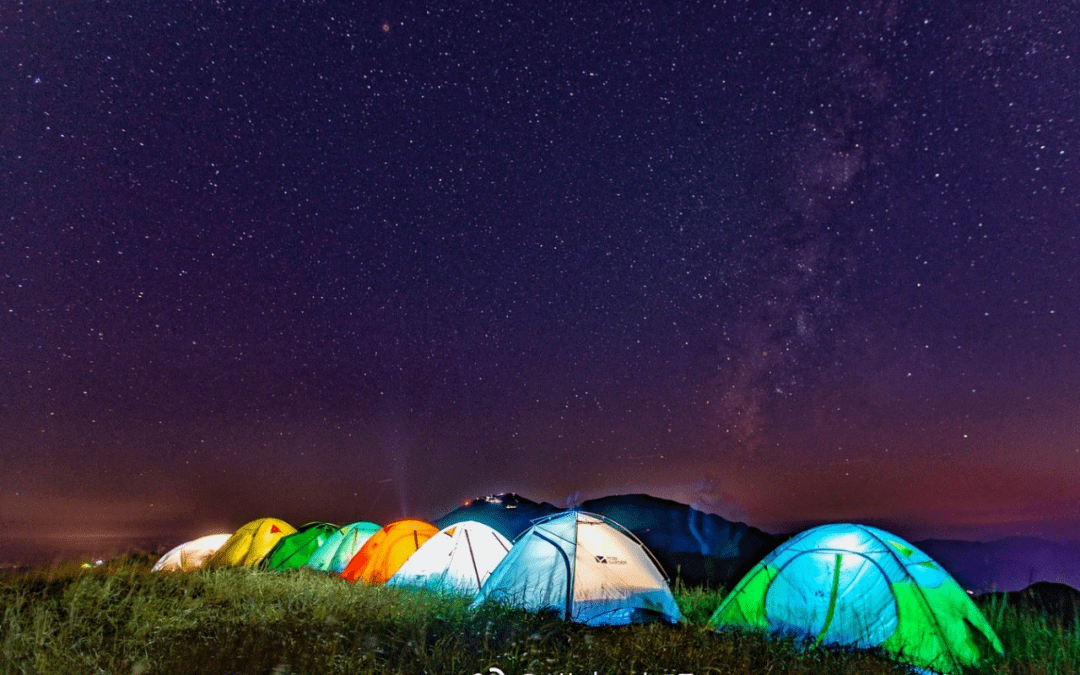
[152,513,1004,674]
[154,512,681,626]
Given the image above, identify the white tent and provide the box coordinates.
[152,533,231,572]
[387,520,511,596]
[470,511,682,626]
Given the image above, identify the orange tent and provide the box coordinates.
[340,519,438,584]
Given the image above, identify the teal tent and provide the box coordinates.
[471,511,681,626]
[709,523,1004,674]
[303,521,381,573]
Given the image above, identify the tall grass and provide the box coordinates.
[976,593,1080,675]
[0,556,1074,675]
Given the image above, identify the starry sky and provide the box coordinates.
[3,0,1079,564]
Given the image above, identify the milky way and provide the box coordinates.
[2,1,1079,564]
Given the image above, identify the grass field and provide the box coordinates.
[1,557,1077,675]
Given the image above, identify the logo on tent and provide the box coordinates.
[594,555,627,565]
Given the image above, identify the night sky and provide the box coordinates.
[3,1,1079,565]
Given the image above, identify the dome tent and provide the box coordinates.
[708,523,1004,674]
[340,519,439,584]
[387,520,511,596]
[152,533,231,573]
[303,521,381,573]
[470,511,682,626]
[262,521,340,571]
[208,518,296,569]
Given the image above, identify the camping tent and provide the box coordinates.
[470,511,682,626]
[708,523,1004,674]
[207,518,296,569]
[303,521,381,573]
[262,522,340,571]
[340,519,439,584]
[387,521,511,596]
[152,533,231,573]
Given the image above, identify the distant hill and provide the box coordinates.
[580,494,784,588]
[433,493,562,540]
[434,493,1080,592]
[434,492,783,589]
[916,537,1080,593]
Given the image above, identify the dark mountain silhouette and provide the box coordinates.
[977,582,1080,631]
[434,493,1080,593]
[579,494,783,588]
[434,492,782,588]
[433,493,562,540]
[916,537,1080,593]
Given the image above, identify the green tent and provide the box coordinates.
[709,523,1003,674]
[303,521,381,573]
[262,522,340,571]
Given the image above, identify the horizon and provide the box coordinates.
[3,488,1077,569]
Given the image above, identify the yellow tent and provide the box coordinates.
[208,518,296,568]
[340,519,438,584]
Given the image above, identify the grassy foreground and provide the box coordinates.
[0,557,1075,675]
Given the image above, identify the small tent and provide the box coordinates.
[303,521,381,573]
[470,511,682,626]
[340,519,439,584]
[152,533,231,573]
[262,522,340,571]
[207,518,296,569]
[387,521,511,596]
[708,523,1004,674]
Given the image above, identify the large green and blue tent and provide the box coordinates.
[262,522,340,571]
[303,521,381,573]
[708,523,1004,674]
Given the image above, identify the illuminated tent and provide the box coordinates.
[340,519,439,584]
[207,518,296,569]
[470,511,682,626]
[387,521,511,596]
[708,523,1004,674]
[152,533,231,573]
[262,522,340,571]
[303,521,381,573]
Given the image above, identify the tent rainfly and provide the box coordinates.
[304,521,381,573]
[262,522,340,571]
[387,520,511,596]
[152,533,231,573]
[708,523,1004,674]
[470,511,683,626]
[340,519,439,584]
[207,518,296,569]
